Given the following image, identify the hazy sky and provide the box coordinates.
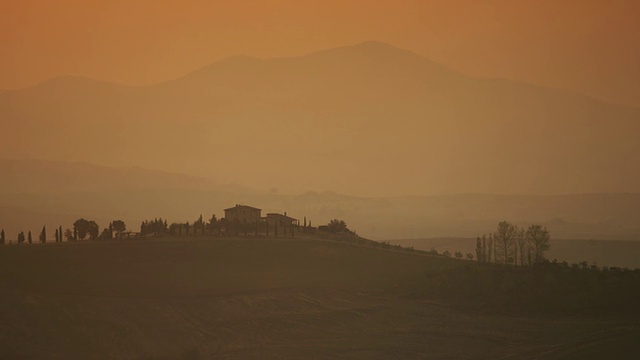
[2,0,639,106]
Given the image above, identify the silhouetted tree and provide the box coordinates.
[208,214,217,235]
[486,233,493,263]
[98,228,111,240]
[74,219,99,240]
[169,223,181,236]
[18,231,25,244]
[0,229,5,245]
[481,235,487,262]
[526,224,551,263]
[466,253,474,260]
[88,221,99,239]
[475,237,482,263]
[193,215,204,235]
[219,218,227,236]
[141,218,167,237]
[58,226,63,243]
[515,227,526,266]
[494,221,516,264]
[39,226,46,243]
[64,228,73,242]
[111,220,126,237]
[442,250,451,257]
[327,219,349,233]
[28,231,32,244]
[455,251,463,259]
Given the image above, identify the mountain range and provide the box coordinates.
[2,41,639,196]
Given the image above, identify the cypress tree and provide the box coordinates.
[0,229,5,245]
[28,231,32,244]
[40,226,46,243]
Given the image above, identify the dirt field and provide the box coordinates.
[0,237,637,359]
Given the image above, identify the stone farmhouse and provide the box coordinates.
[224,205,262,224]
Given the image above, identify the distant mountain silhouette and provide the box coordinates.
[0,158,248,194]
[2,41,639,195]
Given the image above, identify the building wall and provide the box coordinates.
[225,206,261,223]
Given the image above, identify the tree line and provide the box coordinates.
[475,221,550,265]
[0,212,333,244]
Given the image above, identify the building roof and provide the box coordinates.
[224,204,262,212]
[266,213,297,221]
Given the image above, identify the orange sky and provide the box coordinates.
[2,0,639,105]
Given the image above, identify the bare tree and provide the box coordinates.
[494,221,517,264]
[526,224,550,263]
[515,227,526,266]
[487,233,493,263]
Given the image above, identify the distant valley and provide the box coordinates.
[1,159,639,245]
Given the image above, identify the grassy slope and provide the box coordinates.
[0,237,638,359]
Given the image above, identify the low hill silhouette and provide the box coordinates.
[1,159,640,242]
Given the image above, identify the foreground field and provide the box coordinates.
[0,237,638,359]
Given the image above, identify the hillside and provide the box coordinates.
[0,237,638,359]
[1,159,640,241]
[2,42,639,196]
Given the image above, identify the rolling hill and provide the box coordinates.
[1,159,639,242]
[0,237,638,359]
[2,41,639,196]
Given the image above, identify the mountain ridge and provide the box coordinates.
[6,41,632,109]
[1,41,639,196]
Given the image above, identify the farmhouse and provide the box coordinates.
[224,205,262,223]
[265,212,298,227]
